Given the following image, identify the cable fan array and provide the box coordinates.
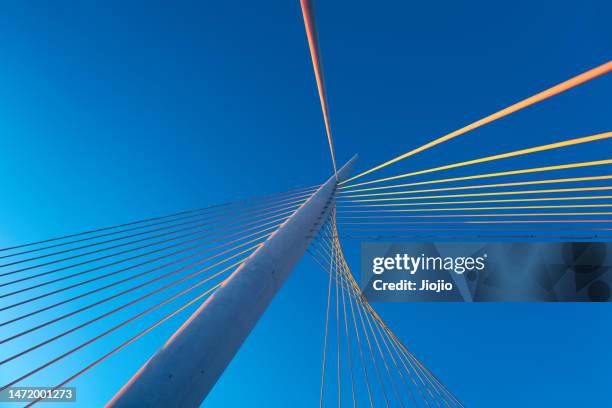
[308,210,463,408]
[334,63,612,240]
[0,186,320,406]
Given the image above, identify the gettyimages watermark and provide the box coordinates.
[360,242,612,302]
[371,253,487,293]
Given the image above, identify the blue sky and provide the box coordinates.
[0,1,610,407]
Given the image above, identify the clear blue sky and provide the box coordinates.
[0,1,610,407]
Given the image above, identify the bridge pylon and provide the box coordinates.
[107,155,357,407]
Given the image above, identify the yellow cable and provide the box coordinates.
[338,212,612,218]
[340,219,612,225]
[339,239,375,408]
[341,159,612,193]
[337,243,357,408]
[343,132,612,189]
[334,234,342,408]
[319,237,335,408]
[343,61,612,184]
[340,175,612,198]
[341,186,612,203]
[339,204,612,213]
[340,195,612,208]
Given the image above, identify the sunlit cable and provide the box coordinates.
[343,132,612,189]
[340,175,612,198]
[343,61,612,184]
[300,0,338,177]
